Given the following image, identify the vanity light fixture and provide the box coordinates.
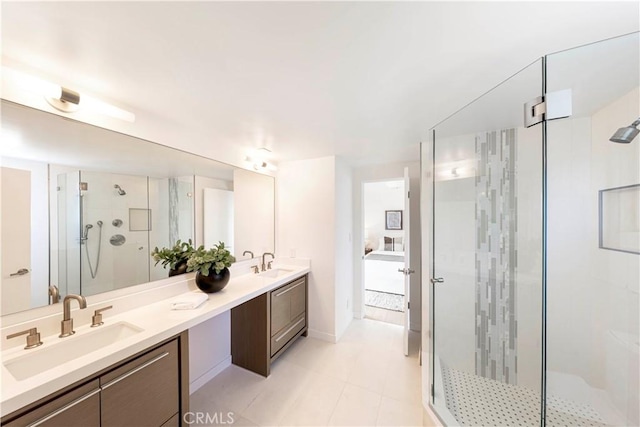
[3,67,135,122]
[246,147,277,171]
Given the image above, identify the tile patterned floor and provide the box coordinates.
[441,363,608,427]
[190,319,430,426]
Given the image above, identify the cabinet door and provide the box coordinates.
[4,380,100,427]
[270,277,306,336]
[289,278,306,320]
[271,285,291,336]
[101,340,179,427]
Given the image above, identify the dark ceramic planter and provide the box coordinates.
[168,261,188,277]
[195,268,230,293]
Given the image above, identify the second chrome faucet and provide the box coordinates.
[261,252,274,272]
[60,294,87,338]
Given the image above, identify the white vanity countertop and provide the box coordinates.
[0,262,310,417]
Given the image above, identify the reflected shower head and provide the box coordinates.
[83,223,93,240]
[114,184,126,195]
[97,220,103,226]
[610,118,640,144]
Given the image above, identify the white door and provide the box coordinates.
[1,167,32,314]
[401,167,412,356]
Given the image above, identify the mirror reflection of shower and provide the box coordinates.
[83,220,103,279]
[114,184,126,195]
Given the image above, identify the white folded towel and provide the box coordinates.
[170,292,209,310]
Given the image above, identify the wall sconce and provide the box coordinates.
[3,67,135,122]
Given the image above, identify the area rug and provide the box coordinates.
[364,289,404,312]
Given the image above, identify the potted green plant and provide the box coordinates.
[151,239,195,277]
[187,242,236,293]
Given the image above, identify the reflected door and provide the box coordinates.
[402,166,411,356]
[1,167,31,313]
[431,59,543,426]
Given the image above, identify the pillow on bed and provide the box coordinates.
[378,236,403,251]
[384,236,393,251]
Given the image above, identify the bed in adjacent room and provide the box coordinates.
[364,236,405,312]
[364,249,405,295]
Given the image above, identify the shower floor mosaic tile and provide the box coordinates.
[441,363,608,427]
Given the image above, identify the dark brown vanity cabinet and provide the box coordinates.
[3,380,101,427]
[2,332,188,427]
[100,340,179,427]
[231,274,308,377]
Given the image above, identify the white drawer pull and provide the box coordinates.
[29,388,100,427]
[274,281,304,298]
[275,318,305,343]
[101,352,169,390]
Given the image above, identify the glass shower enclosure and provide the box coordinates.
[425,32,639,426]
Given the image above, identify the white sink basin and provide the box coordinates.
[4,321,143,381]
[259,268,294,278]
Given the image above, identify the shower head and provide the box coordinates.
[83,223,93,240]
[114,184,126,196]
[610,118,640,144]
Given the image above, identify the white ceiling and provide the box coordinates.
[1,1,638,167]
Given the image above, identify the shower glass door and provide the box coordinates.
[545,32,640,427]
[431,59,544,426]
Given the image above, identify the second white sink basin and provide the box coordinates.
[4,321,143,381]
[259,268,294,278]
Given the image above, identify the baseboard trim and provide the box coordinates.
[189,355,232,394]
[307,328,336,343]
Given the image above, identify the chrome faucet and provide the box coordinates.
[261,252,274,272]
[243,250,254,259]
[60,294,87,338]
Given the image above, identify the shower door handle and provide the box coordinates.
[430,277,444,284]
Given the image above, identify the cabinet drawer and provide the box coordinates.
[100,340,179,427]
[270,277,306,336]
[270,314,305,357]
[4,380,100,427]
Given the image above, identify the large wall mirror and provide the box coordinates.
[1,100,275,316]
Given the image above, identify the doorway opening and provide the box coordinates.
[362,179,406,326]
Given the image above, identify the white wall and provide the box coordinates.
[353,161,422,331]
[189,312,231,394]
[233,169,275,259]
[334,157,354,339]
[276,157,348,342]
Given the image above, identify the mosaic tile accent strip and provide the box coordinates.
[475,129,518,384]
[441,363,608,427]
[168,178,179,245]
